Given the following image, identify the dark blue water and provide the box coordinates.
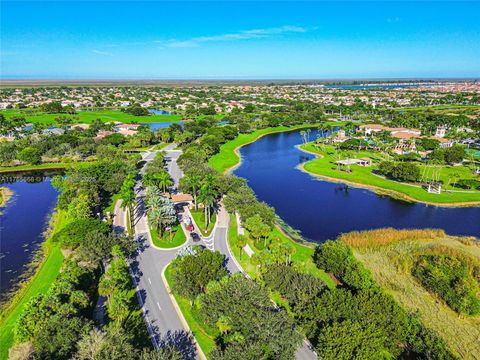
[0,173,59,296]
[234,130,480,242]
[148,108,172,115]
[143,121,184,131]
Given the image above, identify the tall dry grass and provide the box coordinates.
[340,228,445,249]
[353,237,480,359]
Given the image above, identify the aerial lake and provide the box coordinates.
[0,171,59,298]
[234,130,480,242]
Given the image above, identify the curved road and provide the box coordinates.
[116,143,316,360]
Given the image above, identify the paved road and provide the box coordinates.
[121,146,198,359]
[207,206,317,360]
[127,144,315,359]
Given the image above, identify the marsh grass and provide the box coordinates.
[340,228,445,249]
[351,233,480,359]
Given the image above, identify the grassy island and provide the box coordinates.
[299,142,480,206]
[150,224,187,249]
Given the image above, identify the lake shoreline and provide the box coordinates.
[212,122,345,174]
[297,145,480,208]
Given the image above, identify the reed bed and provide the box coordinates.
[353,236,480,359]
[340,228,445,249]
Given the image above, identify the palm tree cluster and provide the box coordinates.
[143,169,173,193]
[145,186,177,239]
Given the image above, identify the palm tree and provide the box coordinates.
[148,208,163,235]
[282,242,296,265]
[121,187,135,234]
[185,174,201,210]
[198,186,216,231]
[158,171,173,193]
[235,235,248,260]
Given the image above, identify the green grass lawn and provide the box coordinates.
[150,224,187,248]
[0,211,67,360]
[164,265,217,357]
[190,209,216,237]
[208,122,345,174]
[0,162,69,173]
[301,143,480,205]
[0,108,182,125]
[227,214,335,288]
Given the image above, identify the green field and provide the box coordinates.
[300,143,480,205]
[0,211,67,360]
[164,265,217,357]
[150,224,187,248]
[0,108,182,125]
[208,122,344,174]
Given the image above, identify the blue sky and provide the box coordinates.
[1,1,479,79]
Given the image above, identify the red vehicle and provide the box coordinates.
[186,224,194,232]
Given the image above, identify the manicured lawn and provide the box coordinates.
[208,122,345,174]
[227,214,335,288]
[0,108,182,125]
[190,209,216,237]
[301,143,480,205]
[0,211,67,360]
[0,162,68,173]
[164,265,217,357]
[150,224,187,249]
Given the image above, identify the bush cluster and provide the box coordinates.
[413,254,480,316]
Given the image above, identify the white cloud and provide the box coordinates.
[91,49,113,56]
[157,25,308,48]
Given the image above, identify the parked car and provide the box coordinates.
[191,232,200,242]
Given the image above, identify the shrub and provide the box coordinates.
[170,247,227,301]
[413,254,480,316]
[454,179,480,190]
[199,275,302,360]
[316,320,389,360]
[17,147,42,165]
[313,240,352,276]
[53,218,110,248]
[377,161,421,182]
[314,240,374,290]
[262,264,326,309]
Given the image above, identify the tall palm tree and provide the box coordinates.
[235,235,248,260]
[198,186,217,231]
[158,171,173,193]
[185,174,201,210]
[121,187,135,233]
